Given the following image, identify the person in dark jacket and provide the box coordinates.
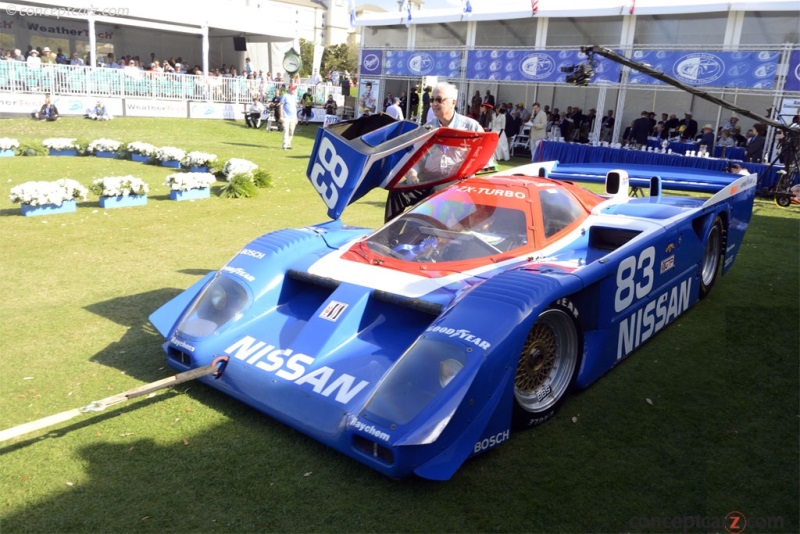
[680,111,698,140]
[695,124,715,151]
[31,96,59,121]
[630,111,652,147]
[744,122,767,163]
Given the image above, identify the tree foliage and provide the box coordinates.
[299,38,314,77]
[297,39,358,79]
[321,43,358,77]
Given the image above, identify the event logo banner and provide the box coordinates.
[360,50,383,76]
[384,50,462,77]
[785,49,800,92]
[465,49,621,83]
[629,50,780,89]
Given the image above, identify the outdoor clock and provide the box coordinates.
[283,48,302,75]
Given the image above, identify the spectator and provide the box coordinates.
[243,57,253,76]
[421,86,432,123]
[26,49,41,67]
[630,111,652,147]
[409,86,420,121]
[600,110,615,142]
[31,95,59,121]
[300,88,313,125]
[696,124,715,151]
[55,48,68,64]
[85,100,112,120]
[744,123,766,163]
[310,69,322,85]
[385,97,404,120]
[679,112,698,140]
[493,108,510,161]
[41,47,56,64]
[70,51,84,66]
[324,94,337,116]
[245,97,264,128]
[528,102,547,159]
[718,130,736,148]
[280,85,298,150]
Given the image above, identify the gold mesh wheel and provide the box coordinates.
[513,307,579,416]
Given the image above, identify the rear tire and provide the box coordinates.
[512,303,580,430]
[700,216,723,299]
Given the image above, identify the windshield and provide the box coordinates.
[364,187,530,263]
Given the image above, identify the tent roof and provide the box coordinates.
[356,0,800,26]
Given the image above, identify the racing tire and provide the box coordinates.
[699,216,723,299]
[512,302,580,430]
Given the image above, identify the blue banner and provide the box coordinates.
[785,50,800,92]
[384,50,462,77]
[629,50,780,89]
[360,49,383,76]
[465,49,621,84]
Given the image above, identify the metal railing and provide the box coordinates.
[0,62,341,105]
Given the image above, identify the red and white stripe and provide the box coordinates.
[531,0,539,16]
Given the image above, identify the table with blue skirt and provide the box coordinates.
[535,140,781,189]
[645,139,745,160]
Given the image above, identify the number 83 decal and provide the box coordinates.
[614,246,655,313]
[310,138,350,209]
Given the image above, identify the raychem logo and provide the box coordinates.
[674,53,724,85]
[520,53,555,80]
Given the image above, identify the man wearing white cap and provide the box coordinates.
[41,47,56,64]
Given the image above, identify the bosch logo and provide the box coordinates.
[520,54,556,80]
[674,53,724,85]
[408,53,434,75]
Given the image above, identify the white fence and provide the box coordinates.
[0,62,342,113]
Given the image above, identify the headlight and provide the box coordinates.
[439,358,464,388]
[175,275,250,338]
[364,339,468,426]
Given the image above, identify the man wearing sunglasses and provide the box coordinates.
[385,82,483,221]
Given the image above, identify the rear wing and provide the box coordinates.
[306,114,497,219]
[535,161,745,195]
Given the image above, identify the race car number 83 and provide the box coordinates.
[310,138,349,209]
[615,246,655,313]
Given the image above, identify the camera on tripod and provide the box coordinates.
[561,63,594,86]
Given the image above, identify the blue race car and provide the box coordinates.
[150,116,757,480]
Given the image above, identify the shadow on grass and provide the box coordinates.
[84,288,185,382]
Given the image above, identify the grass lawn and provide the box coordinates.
[0,116,797,533]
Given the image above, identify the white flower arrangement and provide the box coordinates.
[90,176,150,197]
[42,138,78,151]
[9,178,88,206]
[155,146,186,162]
[222,158,258,180]
[164,172,216,191]
[0,138,19,150]
[127,141,157,156]
[182,151,218,168]
[87,138,122,153]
